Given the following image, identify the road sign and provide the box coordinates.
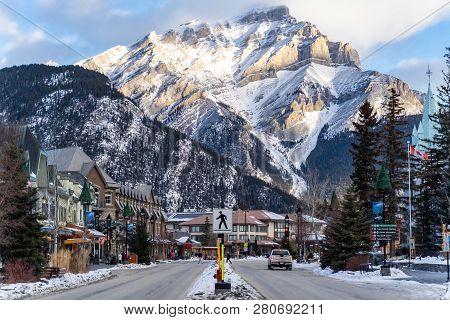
[409,237,415,259]
[213,208,232,234]
[370,224,397,241]
[443,224,449,252]
[372,202,383,221]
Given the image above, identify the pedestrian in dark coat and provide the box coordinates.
[226,253,232,264]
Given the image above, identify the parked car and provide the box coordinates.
[268,249,292,270]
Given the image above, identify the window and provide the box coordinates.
[256,235,267,240]
[274,222,287,238]
[232,225,237,232]
[190,226,204,233]
[250,225,255,232]
[105,192,112,205]
[239,225,247,232]
[239,235,249,241]
[228,235,237,241]
[257,226,267,233]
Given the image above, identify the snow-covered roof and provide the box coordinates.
[175,236,201,245]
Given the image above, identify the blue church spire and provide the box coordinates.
[412,65,440,151]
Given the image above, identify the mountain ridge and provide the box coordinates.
[78,5,423,194]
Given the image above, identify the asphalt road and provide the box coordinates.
[232,259,422,300]
[37,261,209,300]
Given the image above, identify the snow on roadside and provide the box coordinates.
[444,283,450,300]
[293,262,447,300]
[186,262,262,300]
[0,263,156,300]
[109,263,156,270]
[0,269,113,300]
[390,256,448,265]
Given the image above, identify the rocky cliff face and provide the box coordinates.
[78,5,423,193]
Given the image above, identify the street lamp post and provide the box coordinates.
[123,201,132,264]
[375,165,392,265]
[244,210,248,257]
[284,214,290,250]
[79,180,92,228]
[296,207,302,263]
[150,214,156,263]
[140,208,147,226]
[106,214,112,261]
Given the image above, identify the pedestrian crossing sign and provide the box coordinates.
[213,208,232,234]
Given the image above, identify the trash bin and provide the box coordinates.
[129,254,138,264]
[380,265,391,276]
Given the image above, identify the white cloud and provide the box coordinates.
[0,11,19,36]
[281,0,450,55]
[388,57,446,92]
[148,0,450,55]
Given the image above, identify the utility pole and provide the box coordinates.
[296,207,302,263]
[407,141,413,267]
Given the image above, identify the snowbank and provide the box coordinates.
[444,283,450,300]
[0,263,156,300]
[294,262,409,280]
[391,256,448,265]
[0,269,113,300]
[294,262,447,299]
[109,263,155,270]
[186,262,262,300]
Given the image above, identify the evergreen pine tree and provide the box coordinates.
[0,128,47,274]
[128,223,151,264]
[414,48,450,253]
[380,88,408,223]
[350,101,380,216]
[203,216,212,246]
[321,187,371,271]
[432,47,450,222]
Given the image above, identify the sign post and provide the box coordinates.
[213,208,232,294]
[443,224,449,282]
[409,238,415,260]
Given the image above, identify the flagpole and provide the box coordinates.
[407,141,413,267]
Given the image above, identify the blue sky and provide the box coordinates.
[0,0,448,92]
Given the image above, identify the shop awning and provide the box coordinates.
[41,225,55,233]
[64,238,91,244]
[89,229,105,238]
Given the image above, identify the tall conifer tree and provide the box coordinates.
[380,88,408,223]
[350,101,380,217]
[321,187,371,271]
[0,127,47,274]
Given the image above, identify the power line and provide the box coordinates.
[361,1,450,62]
[0,0,87,59]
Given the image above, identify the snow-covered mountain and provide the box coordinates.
[0,64,299,212]
[79,5,423,195]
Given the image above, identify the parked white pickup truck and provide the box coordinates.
[268,249,292,270]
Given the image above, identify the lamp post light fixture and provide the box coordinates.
[79,179,92,228]
[140,208,147,226]
[150,214,156,263]
[284,214,290,250]
[296,207,302,263]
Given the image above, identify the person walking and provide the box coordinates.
[197,252,203,264]
[226,252,232,264]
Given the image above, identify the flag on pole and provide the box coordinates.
[409,145,429,160]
